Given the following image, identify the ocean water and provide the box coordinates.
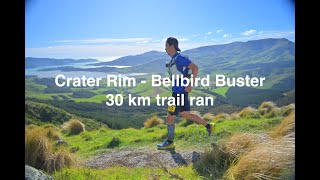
[25,62,146,78]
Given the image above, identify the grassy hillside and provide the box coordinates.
[25,100,103,130]
[25,74,294,129]
[25,102,295,179]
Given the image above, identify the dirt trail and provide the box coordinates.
[83,147,203,169]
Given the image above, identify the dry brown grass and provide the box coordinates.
[238,107,256,118]
[258,101,276,112]
[193,144,232,179]
[212,113,230,122]
[225,137,295,180]
[280,103,295,117]
[44,148,76,173]
[202,113,214,122]
[63,119,85,135]
[224,112,295,179]
[229,112,240,120]
[225,133,269,157]
[25,126,75,174]
[144,116,164,128]
[271,112,295,138]
[25,128,52,169]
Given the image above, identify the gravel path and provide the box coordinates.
[83,147,203,169]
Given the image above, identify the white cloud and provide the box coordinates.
[178,38,188,42]
[216,29,223,33]
[191,34,201,37]
[241,30,257,36]
[259,31,264,34]
[136,40,149,44]
[53,38,152,44]
[206,32,213,35]
[222,34,231,38]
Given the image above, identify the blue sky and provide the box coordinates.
[26,0,295,61]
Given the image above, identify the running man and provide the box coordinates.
[157,37,215,150]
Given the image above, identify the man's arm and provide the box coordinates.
[185,63,198,92]
[188,63,198,83]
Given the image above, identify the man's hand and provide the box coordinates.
[185,85,192,92]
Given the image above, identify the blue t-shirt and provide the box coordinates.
[169,53,192,93]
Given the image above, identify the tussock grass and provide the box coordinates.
[266,107,282,118]
[271,112,295,138]
[25,129,52,170]
[25,124,39,130]
[202,113,214,122]
[143,116,164,128]
[280,103,295,117]
[248,110,261,119]
[212,113,230,122]
[63,119,85,135]
[229,112,240,120]
[258,108,268,116]
[258,101,276,112]
[238,107,256,118]
[225,133,268,157]
[224,113,295,179]
[44,148,76,173]
[225,137,295,180]
[193,144,232,179]
[25,126,75,174]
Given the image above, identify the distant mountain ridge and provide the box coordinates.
[92,50,167,66]
[26,57,99,68]
[116,38,294,74]
[28,38,295,94]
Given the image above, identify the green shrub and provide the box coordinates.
[81,132,93,141]
[107,137,120,148]
[280,103,295,117]
[248,110,261,119]
[266,108,282,118]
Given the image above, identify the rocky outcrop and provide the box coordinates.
[25,165,52,180]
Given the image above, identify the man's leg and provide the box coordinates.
[166,114,176,141]
[180,111,208,126]
[180,111,215,136]
[157,113,176,149]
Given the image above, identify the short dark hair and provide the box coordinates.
[166,37,181,51]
